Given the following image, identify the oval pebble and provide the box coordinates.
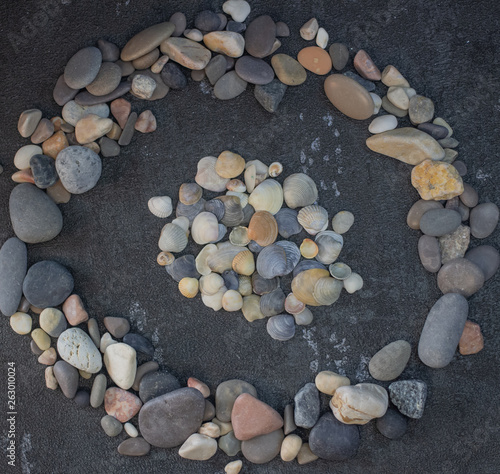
[14,144,43,170]
[437,258,485,297]
[368,115,398,134]
[101,415,123,437]
[235,56,274,85]
[57,327,103,373]
[420,209,461,237]
[241,429,284,464]
[117,438,151,456]
[470,202,499,239]
[10,312,32,335]
[271,54,307,86]
[64,46,102,89]
[324,74,374,120]
[245,15,276,58]
[368,340,411,381]
[459,183,479,208]
[376,408,408,439]
[214,71,247,100]
[407,200,443,230]
[329,43,349,71]
[465,245,500,281]
[418,235,441,273]
[297,46,332,75]
[91,373,107,408]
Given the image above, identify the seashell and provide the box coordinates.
[244,164,257,193]
[275,241,301,275]
[283,173,318,209]
[344,272,363,294]
[293,259,327,278]
[232,250,255,276]
[222,270,239,290]
[275,208,302,238]
[166,255,201,282]
[329,262,352,280]
[226,179,246,193]
[171,216,190,234]
[202,285,227,311]
[312,276,343,305]
[315,232,343,264]
[178,277,199,298]
[238,275,253,296]
[332,211,355,234]
[248,240,264,254]
[284,293,306,315]
[216,195,244,227]
[266,314,295,341]
[300,239,318,259]
[191,212,220,245]
[260,288,286,317]
[195,156,230,192]
[195,244,218,275]
[215,150,246,179]
[148,196,173,218]
[251,272,280,295]
[199,272,225,296]
[204,199,225,221]
[294,307,314,325]
[207,244,246,273]
[242,295,265,322]
[246,159,269,177]
[176,198,206,225]
[291,268,330,306]
[298,205,329,235]
[222,289,243,312]
[247,211,278,247]
[268,162,283,177]
[215,224,227,242]
[179,183,203,205]
[157,251,175,266]
[229,226,250,247]
[248,179,284,215]
[226,191,249,208]
[240,204,255,226]
[256,244,287,279]
[158,223,188,252]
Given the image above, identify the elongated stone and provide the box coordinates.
[160,37,211,70]
[0,238,27,316]
[418,235,441,272]
[324,74,374,120]
[117,438,151,456]
[64,47,102,89]
[204,31,245,58]
[271,54,307,86]
[369,341,411,381]
[90,373,107,408]
[329,43,349,71]
[74,82,131,107]
[121,22,175,61]
[57,328,102,373]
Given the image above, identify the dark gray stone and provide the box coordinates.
[55,146,102,194]
[437,258,485,297]
[194,10,221,32]
[389,380,427,419]
[132,361,159,392]
[241,429,283,464]
[30,154,58,189]
[275,21,290,37]
[470,202,499,239]
[160,62,187,90]
[418,235,441,273]
[294,382,320,429]
[418,293,468,368]
[117,438,151,456]
[64,46,102,89]
[75,82,131,106]
[23,260,74,309]
[138,387,205,448]
[139,371,181,403]
[453,160,467,176]
[459,183,479,208]
[284,404,296,435]
[203,400,215,421]
[205,55,227,85]
[103,316,130,338]
[97,39,120,62]
[53,74,79,106]
[309,413,360,461]
[99,137,121,157]
[214,71,247,100]
[417,122,449,140]
[0,237,27,316]
[438,137,459,148]
[407,199,444,230]
[254,79,287,113]
[245,15,276,58]
[420,209,461,237]
[169,12,187,37]
[329,43,349,71]
[117,112,137,146]
[74,390,90,407]
[53,360,79,399]
[123,333,154,358]
[344,71,376,92]
[465,245,500,280]
[376,408,408,439]
[101,414,123,437]
[235,56,274,85]
[218,431,241,456]
[227,21,246,33]
[9,184,63,244]
[215,379,257,422]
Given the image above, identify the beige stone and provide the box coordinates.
[324,74,374,120]
[178,433,218,460]
[45,366,58,390]
[104,343,137,390]
[135,110,157,133]
[300,18,319,40]
[387,86,410,110]
[203,31,245,58]
[198,422,221,438]
[14,144,42,170]
[31,328,51,350]
[75,114,113,144]
[315,370,350,395]
[106,122,122,140]
[224,460,243,474]
[160,37,212,70]
[9,312,32,335]
[297,443,318,465]
[212,417,233,436]
[280,434,302,461]
[381,65,409,87]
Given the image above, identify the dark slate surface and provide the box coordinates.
[0,1,499,473]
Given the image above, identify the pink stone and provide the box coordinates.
[62,294,89,326]
[187,377,210,398]
[459,320,484,355]
[104,387,142,422]
[135,110,157,133]
[110,98,131,129]
[353,49,381,81]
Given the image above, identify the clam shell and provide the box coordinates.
[172,216,190,233]
[176,198,206,225]
[226,191,249,208]
[244,164,257,193]
[283,173,318,209]
[291,268,330,306]
[275,208,302,238]
[284,293,305,315]
[202,285,227,311]
[204,199,225,221]
[329,262,352,280]
[332,211,355,234]
[266,314,295,341]
[246,159,269,177]
[226,179,246,193]
[191,212,220,244]
[179,183,203,205]
[275,241,301,275]
[294,307,314,325]
[158,223,188,252]
[268,162,283,178]
[215,224,227,242]
[293,260,327,278]
[195,244,218,275]
[148,196,173,218]
[247,211,278,247]
[232,250,255,276]
[217,195,244,227]
[178,277,199,298]
[300,238,319,258]
[260,288,286,317]
[344,272,363,294]
[242,294,266,322]
[215,151,246,179]
[312,277,343,305]
[298,205,329,235]
[252,272,280,295]
[195,156,230,192]
[256,244,287,279]
[222,270,239,290]
[248,179,284,215]
[229,226,250,247]
[199,272,225,295]
[315,232,343,265]
[238,275,253,296]
[222,289,243,311]
[166,254,201,282]
[157,251,175,266]
[240,204,255,226]
[248,240,264,254]
[207,244,246,273]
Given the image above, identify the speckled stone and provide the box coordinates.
[53,360,79,399]
[64,46,102,89]
[105,387,142,422]
[439,225,470,264]
[409,95,435,124]
[411,159,464,201]
[57,327,102,373]
[388,380,427,419]
[139,371,181,403]
[470,203,499,239]
[55,146,102,194]
[131,74,157,99]
[216,379,258,422]
[465,245,500,281]
[254,79,287,113]
[437,258,485,297]
[241,429,284,464]
[294,383,320,429]
[0,237,27,316]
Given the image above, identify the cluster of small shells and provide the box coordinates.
[151,151,363,341]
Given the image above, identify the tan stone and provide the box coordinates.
[211,417,232,436]
[121,22,175,61]
[18,109,42,138]
[45,366,58,390]
[62,294,89,325]
[106,122,122,140]
[297,46,332,75]
[271,54,307,86]
[381,65,410,87]
[187,377,210,398]
[83,142,100,154]
[110,98,131,129]
[280,434,302,461]
[79,369,92,379]
[411,159,464,200]
[300,18,319,40]
[459,320,484,355]
[135,110,157,133]
[224,460,243,474]
[75,114,113,144]
[315,370,350,395]
[324,74,374,120]
[387,86,410,110]
[38,347,57,365]
[203,31,245,58]
[42,131,68,159]
[297,443,318,465]
[132,48,160,70]
[160,37,212,70]
[366,127,445,165]
[31,118,54,144]
[151,55,169,74]
[47,180,71,204]
[31,328,51,350]
[11,169,35,184]
[178,433,218,460]
[198,422,221,438]
[353,49,381,81]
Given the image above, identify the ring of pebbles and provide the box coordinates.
[1,1,499,470]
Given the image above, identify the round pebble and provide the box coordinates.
[420,209,461,237]
[64,46,102,89]
[407,200,443,230]
[437,258,485,297]
[297,46,332,75]
[56,146,102,194]
[245,15,276,58]
[101,415,123,437]
[39,307,67,337]
[214,71,247,100]
[10,312,32,335]
[470,202,499,239]
[465,245,500,281]
[418,235,441,273]
[235,56,274,85]
[376,408,408,439]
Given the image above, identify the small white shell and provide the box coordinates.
[158,223,188,252]
[172,216,190,233]
[344,272,363,294]
[268,162,283,178]
[202,285,227,311]
[191,212,219,245]
[222,289,243,312]
[200,273,225,296]
[196,244,218,276]
[148,196,173,218]
[298,205,329,235]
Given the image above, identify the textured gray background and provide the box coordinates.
[0,0,499,473]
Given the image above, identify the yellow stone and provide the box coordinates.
[411,159,464,200]
[42,131,68,159]
[203,31,245,58]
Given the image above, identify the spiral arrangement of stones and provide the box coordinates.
[1,0,499,471]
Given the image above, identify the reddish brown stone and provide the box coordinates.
[135,110,157,133]
[42,131,69,159]
[104,387,142,422]
[62,294,89,326]
[353,49,381,81]
[110,98,132,129]
[459,321,484,355]
[187,377,210,398]
[231,393,283,441]
[297,46,332,75]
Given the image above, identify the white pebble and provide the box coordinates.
[10,312,32,335]
[315,27,329,49]
[344,272,363,294]
[124,422,138,437]
[368,115,398,134]
[184,28,203,42]
[370,93,382,114]
[300,18,319,40]
[223,0,251,23]
[14,144,43,170]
